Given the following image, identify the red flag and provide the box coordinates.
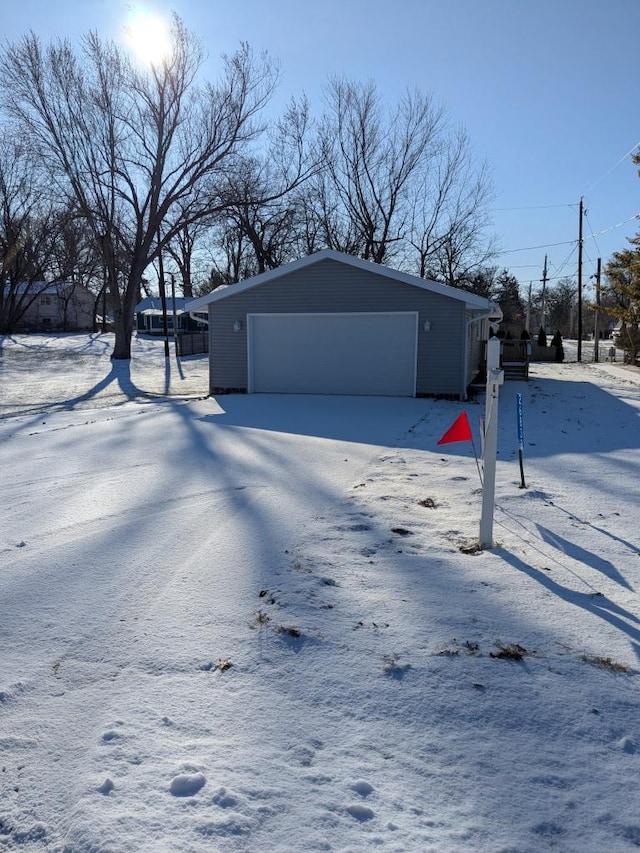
[437,411,472,445]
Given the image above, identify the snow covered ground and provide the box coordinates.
[1,333,640,852]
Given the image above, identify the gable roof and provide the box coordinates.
[134,296,188,315]
[186,249,500,316]
[7,281,85,295]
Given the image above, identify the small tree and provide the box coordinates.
[537,326,547,347]
[494,269,523,332]
[603,246,640,362]
[599,149,640,362]
[458,265,498,299]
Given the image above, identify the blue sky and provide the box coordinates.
[4,0,639,297]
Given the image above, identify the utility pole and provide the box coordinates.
[157,233,170,359]
[171,273,179,357]
[540,254,548,335]
[577,198,584,362]
[593,257,601,363]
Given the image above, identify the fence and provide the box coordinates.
[499,340,529,380]
[176,332,209,356]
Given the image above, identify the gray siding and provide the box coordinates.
[208,258,466,396]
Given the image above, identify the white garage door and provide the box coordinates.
[247,312,418,396]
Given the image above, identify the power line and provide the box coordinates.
[549,244,578,283]
[584,141,640,195]
[583,247,598,271]
[583,209,603,259]
[500,238,576,254]
[490,202,577,212]
[493,140,639,213]
[507,263,549,269]
[497,212,638,258]
[497,265,577,281]
[585,212,640,238]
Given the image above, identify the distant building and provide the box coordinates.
[8,282,95,332]
[134,296,208,335]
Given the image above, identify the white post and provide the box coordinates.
[480,338,503,549]
[485,336,501,432]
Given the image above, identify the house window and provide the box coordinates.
[41,295,52,305]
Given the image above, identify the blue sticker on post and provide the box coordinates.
[517,393,524,450]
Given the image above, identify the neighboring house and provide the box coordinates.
[10,282,94,332]
[186,249,502,399]
[134,297,207,335]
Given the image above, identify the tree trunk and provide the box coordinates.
[181,255,193,298]
[111,307,134,359]
[109,266,140,360]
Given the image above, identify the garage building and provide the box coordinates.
[186,250,500,399]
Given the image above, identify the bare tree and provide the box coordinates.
[408,129,496,283]
[313,79,446,264]
[545,277,577,337]
[0,133,72,332]
[163,217,212,297]
[1,18,277,358]
[303,78,495,280]
[301,170,364,258]
[214,96,317,278]
[47,209,102,287]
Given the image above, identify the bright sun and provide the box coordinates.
[126,9,172,66]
